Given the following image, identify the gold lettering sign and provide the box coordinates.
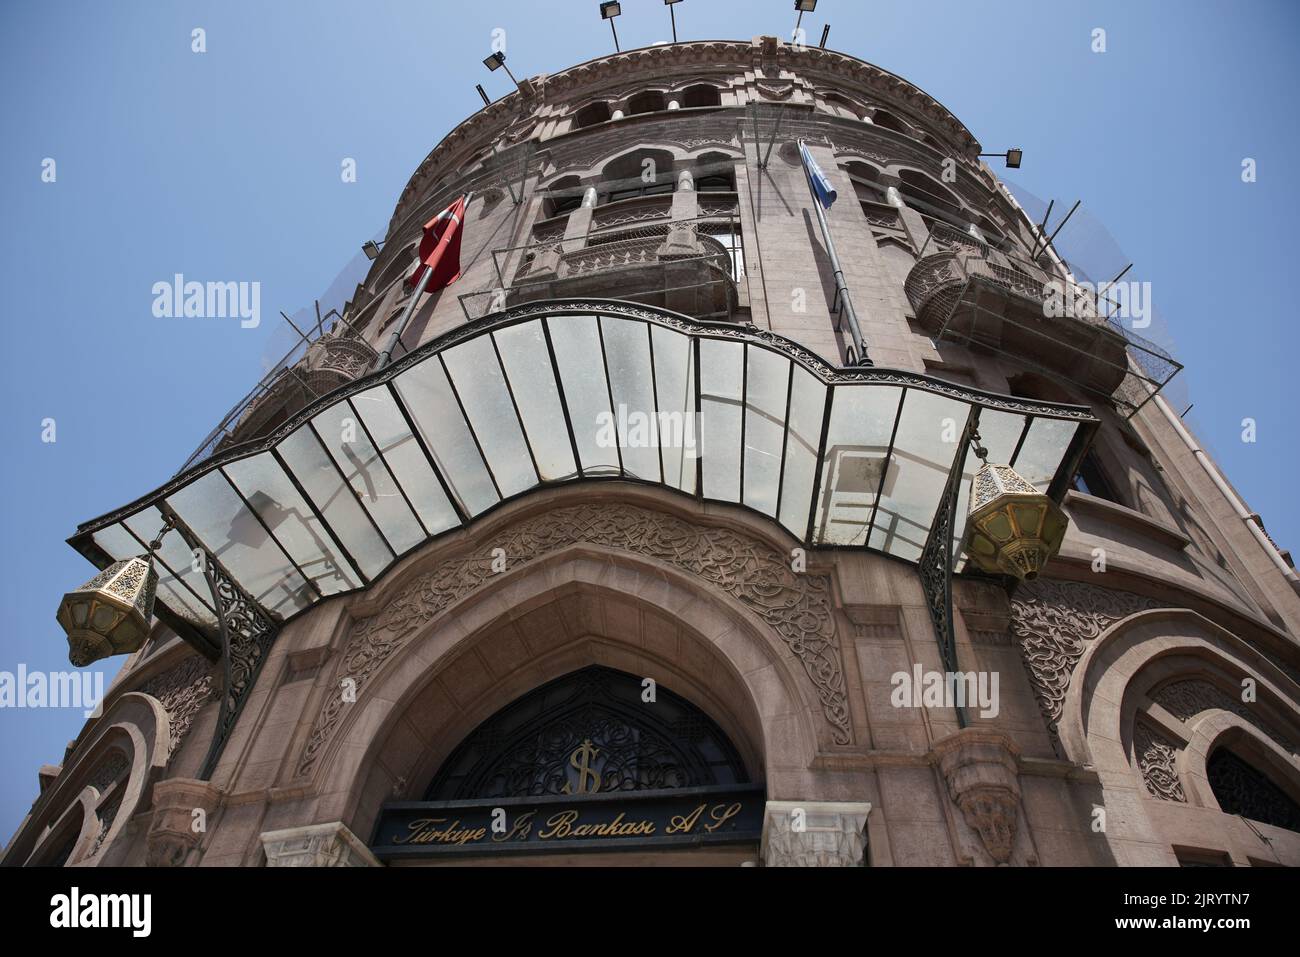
[374,787,762,858]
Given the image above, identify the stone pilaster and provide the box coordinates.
[760,800,872,866]
[260,821,381,867]
[146,777,223,867]
[933,728,1022,865]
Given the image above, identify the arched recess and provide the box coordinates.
[293,491,833,835]
[4,692,172,866]
[1057,607,1300,855]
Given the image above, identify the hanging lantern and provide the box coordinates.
[960,461,1069,581]
[56,555,158,666]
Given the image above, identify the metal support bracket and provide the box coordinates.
[159,505,281,780]
[917,408,981,729]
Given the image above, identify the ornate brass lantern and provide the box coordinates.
[56,555,159,667]
[960,459,1068,581]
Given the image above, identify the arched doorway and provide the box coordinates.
[372,665,764,865]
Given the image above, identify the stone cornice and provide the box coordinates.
[389,37,980,233]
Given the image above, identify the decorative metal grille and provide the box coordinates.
[424,666,749,800]
[1207,748,1300,833]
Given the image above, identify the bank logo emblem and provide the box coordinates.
[562,738,603,795]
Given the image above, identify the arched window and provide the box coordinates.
[694,150,735,192]
[1072,448,1122,504]
[870,109,912,136]
[1207,747,1300,833]
[574,101,612,129]
[627,90,667,115]
[424,666,750,800]
[822,92,864,120]
[681,84,721,108]
[600,148,676,203]
[542,175,584,218]
[898,169,963,220]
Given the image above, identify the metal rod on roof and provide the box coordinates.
[1031,199,1080,260]
[279,311,313,348]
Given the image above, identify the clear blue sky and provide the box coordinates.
[1,0,1296,842]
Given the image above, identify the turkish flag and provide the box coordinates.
[405,195,467,294]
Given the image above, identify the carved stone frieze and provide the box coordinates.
[298,502,852,775]
[138,655,215,758]
[1133,719,1186,803]
[1009,579,1161,742]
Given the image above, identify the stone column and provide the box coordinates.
[933,728,1022,865]
[260,821,381,867]
[760,800,872,866]
[146,778,223,867]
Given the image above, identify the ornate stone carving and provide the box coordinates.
[934,729,1022,865]
[1153,678,1296,755]
[138,654,215,757]
[146,778,223,867]
[261,822,380,867]
[760,801,871,867]
[1009,579,1160,742]
[299,502,852,775]
[1133,719,1186,802]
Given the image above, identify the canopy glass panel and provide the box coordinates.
[71,302,1095,636]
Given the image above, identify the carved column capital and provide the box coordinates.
[760,800,872,867]
[260,822,381,867]
[146,777,223,867]
[933,728,1022,865]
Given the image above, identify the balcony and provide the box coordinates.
[461,212,744,323]
[178,319,377,473]
[904,222,1180,415]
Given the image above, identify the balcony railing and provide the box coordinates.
[904,222,1180,415]
[177,316,377,473]
[460,212,745,323]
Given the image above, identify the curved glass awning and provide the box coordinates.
[69,299,1097,631]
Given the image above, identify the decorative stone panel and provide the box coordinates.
[1009,579,1160,744]
[933,728,1022,865]
[1133,719,1186,803]
[146,778,223,867]
[299,502,852,775]
[261,822,380,867]
[761,800,871,867]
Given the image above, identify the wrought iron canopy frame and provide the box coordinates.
[70,298,1097,643]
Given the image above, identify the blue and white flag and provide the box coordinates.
[798,140,837,208]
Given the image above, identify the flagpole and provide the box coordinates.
[798,140,871,366]
[373,191,474,371]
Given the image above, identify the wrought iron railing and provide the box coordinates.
[460,212,745,322]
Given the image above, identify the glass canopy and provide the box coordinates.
[70,300,1097,629]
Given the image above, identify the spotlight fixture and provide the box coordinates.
[794,0,818,40]
[979,149,1023,169]
[600,2,622,53]
[482,50,518,85]
[362,240,382,261]
[664,0,682,45]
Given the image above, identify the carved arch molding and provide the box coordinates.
[299,502,851,775]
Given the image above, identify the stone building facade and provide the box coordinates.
[8,37,1300,868]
